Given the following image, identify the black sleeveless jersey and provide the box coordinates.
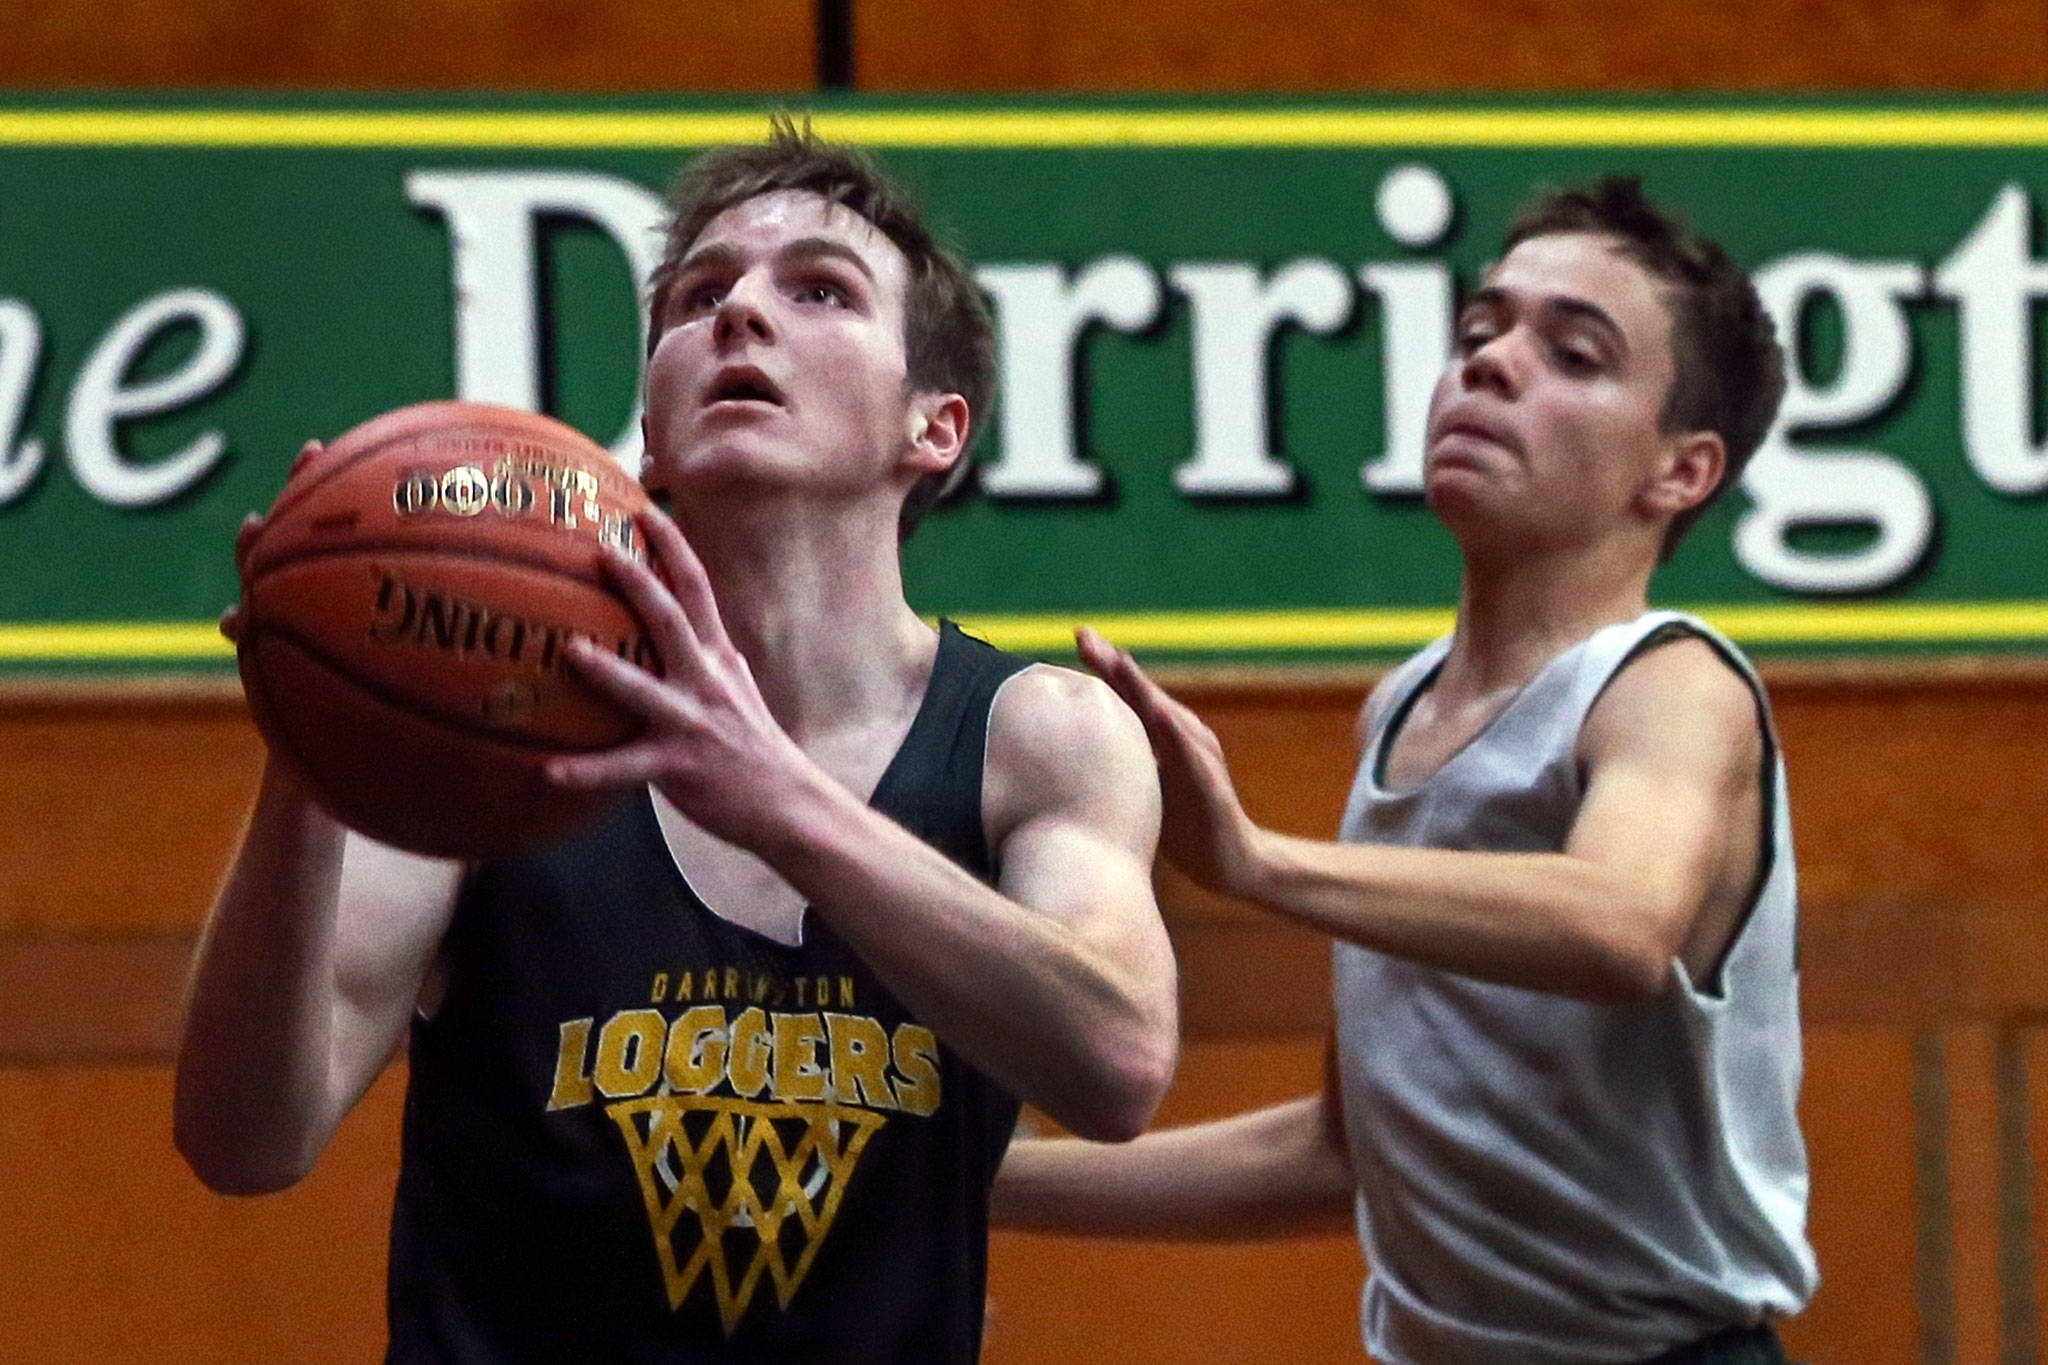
[387,622,1030,1364]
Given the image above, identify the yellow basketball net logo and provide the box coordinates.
[607,1094,888,1335]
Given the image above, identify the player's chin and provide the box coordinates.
[1422,468,1497,517]
[647,443,818,503]
[648,434,760,481]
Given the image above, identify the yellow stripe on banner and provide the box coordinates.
[954,609,1458,654]
[1695,600,2048,646]
[6,601,2048,664]
[950,600,2048,655]
[0,623,231,662]
[7,107,2048,150]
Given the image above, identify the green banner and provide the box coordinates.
[3,95,2048,670]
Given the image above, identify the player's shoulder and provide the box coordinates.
[987,661,1152,781]
[982,662,1158,847]
[1581,629,1764,765]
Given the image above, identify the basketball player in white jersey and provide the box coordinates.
[995,180,1817,1364]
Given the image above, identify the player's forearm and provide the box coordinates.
[757,779,1175,1143]
[1239,829,1684,1002]
[992,1097,1355,1240]
[173,761,352,1193]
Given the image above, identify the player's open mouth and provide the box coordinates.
[703,367,786,409]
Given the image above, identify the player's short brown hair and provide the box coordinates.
[649,115,995,539]
[1504,178,1784,560]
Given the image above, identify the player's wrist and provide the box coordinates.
[1224,822,1287,905]
[253,754,338,828]
[711,743,854,870]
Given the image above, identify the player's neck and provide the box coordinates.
[1442,540,1653,697]
[674,492,936,739]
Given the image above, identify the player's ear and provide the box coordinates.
[1642,429,1724,519]
[904,392,970,479]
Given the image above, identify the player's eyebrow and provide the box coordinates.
[1464,285,1629,360]
[777,236,876,281]
[671,241,744,278]
[672,237,877,285]
[1543,296,1629,359]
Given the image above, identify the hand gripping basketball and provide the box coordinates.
[544,510,821,854]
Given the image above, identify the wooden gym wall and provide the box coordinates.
[4,4,2047,1362]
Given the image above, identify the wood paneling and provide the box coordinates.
[0,682,262,935]
[2,668,2040,1358]
[1789,1027,1921,1364]
[7,0,2044,95]
[0,0,813,91]
[859,0,2048,92]
[5,665,2048,1054]
[988,1038,1366,1364]
[0,932,190,1062]
[0,1027,1977,1364]
[0,1064,403,1364]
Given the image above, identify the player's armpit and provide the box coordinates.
[1569,635,1768,991]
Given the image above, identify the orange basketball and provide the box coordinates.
[237,400,655,858]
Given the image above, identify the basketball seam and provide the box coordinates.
[261,417,467,524]
[244,622,625,756]
[245,539,617,593]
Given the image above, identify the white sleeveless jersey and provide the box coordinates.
[1333,612,1817,1364]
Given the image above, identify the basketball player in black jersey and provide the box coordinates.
[175,122,1177,1362]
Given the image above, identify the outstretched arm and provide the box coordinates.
[995,1097,1354,1240]
[1080,628,1765,1003]
[548,513,1177,1142]
[994,1040,1353,1239]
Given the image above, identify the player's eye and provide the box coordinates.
[679,282,727,315]
[1552,341,1603,375]
[1453,321,1498,354]
[794,279,851,307]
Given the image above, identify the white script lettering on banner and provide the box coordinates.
[66,288,245,510]
[1741,254,1933,594]
[406,170,666,475]
[0,300,43,506]
[1169,259,1353,496]
[975,257,1164,498]
[1936,183,2048,496]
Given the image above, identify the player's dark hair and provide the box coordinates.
[649,115,995,540]
[1504,178,1784,560]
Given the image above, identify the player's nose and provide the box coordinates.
[712,273,776,349]
[1458,330,1521,401]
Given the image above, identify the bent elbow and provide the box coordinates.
[173,1112,313,1197]
[184,1148,312,1197]
[1065,1032,1177,1144]
[1587,920,1681,1005]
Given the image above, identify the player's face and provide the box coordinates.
[1423,232,1687,557]
[642,190,919,505]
